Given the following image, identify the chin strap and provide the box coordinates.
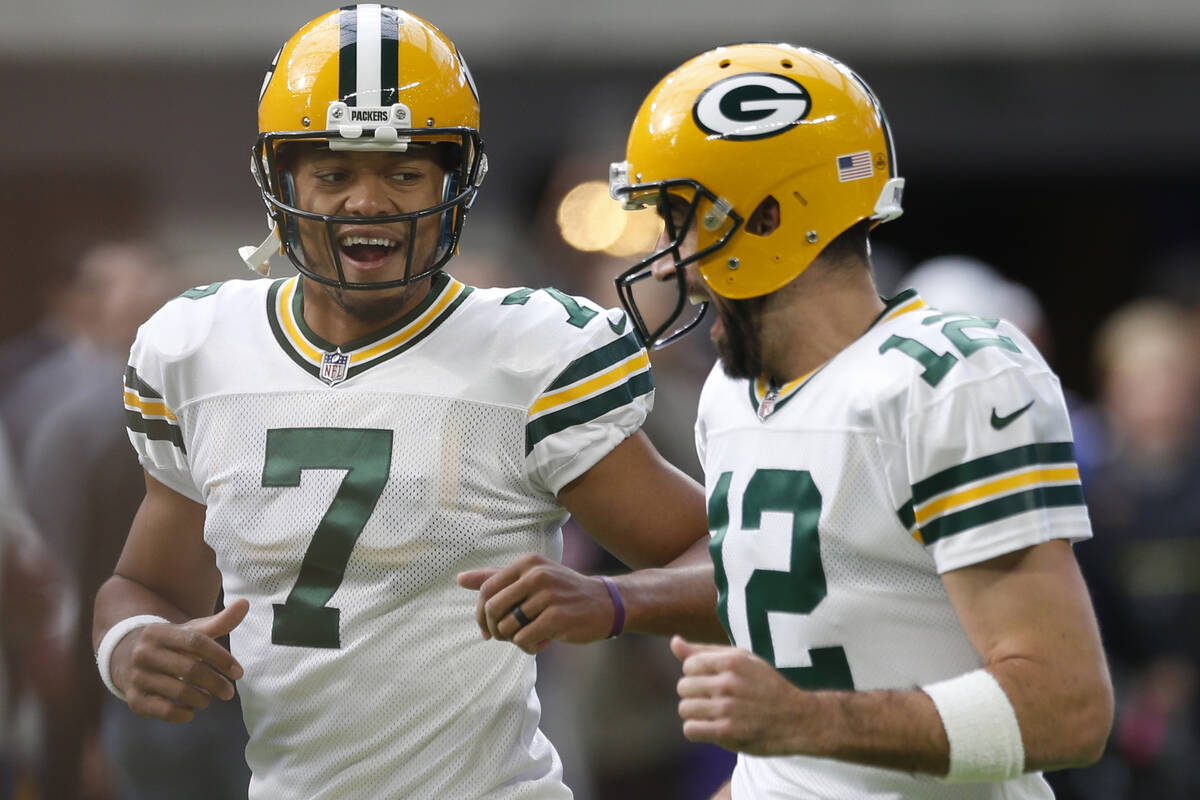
[238,226,281,276]
[872,177,906,222]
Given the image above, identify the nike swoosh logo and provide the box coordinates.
[608,311,628,335]
[990,400,1035,430]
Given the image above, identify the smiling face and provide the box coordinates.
[286,144,448,288]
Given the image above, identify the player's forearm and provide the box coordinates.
[797,687,951,775]
[801,657,1110,776]
[615,538,727,642]
[940,541,1115,772]
[988,656,1112,771]
[92,573,196,651]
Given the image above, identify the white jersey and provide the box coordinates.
[123,272,653,800]
[697,290,1091,800]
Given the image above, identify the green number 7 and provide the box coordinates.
[262,428,393,648]
[501,287,599,328]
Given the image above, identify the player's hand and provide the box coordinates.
[671,635,811,756]
[457,554,616,654]
[110,598,249,723]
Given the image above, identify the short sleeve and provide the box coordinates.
[897,363,1092,574]
[124,321,202,503]
[524,313,654,496]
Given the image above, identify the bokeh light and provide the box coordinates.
[557,180,664,256]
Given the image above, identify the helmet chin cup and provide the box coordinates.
[239,227,281,276]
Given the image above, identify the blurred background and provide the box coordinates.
[2,1,1198,798]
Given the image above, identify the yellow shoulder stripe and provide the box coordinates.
[124,390,178,422]
[913,466,1081,526]
[529,351,650,417]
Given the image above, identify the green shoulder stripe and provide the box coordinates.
[124,365,163,399]
[919,484,1085,546]
[525,370,654,455]
[546,332,643,392]
[124,410,186,453]
[178,282,225,300]
[911,442,1077,506]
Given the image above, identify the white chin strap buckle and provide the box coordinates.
[238,227,280,276]
[872,177,905,222]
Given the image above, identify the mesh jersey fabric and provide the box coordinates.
[122,272,653,800]
[697,290,1088,799]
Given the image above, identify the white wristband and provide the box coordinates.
[95,614,170,702]
[922,668,1025,783]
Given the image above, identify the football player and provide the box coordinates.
[608,44,1113,799]
[92,7,721,799]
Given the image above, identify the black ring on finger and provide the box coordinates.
[511,604,532,629]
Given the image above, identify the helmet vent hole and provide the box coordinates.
[719,59,731,68]
[792,191,808,206]
[781,59,793,69]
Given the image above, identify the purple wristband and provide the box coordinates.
[600,576,625,638]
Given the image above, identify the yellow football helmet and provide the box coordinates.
[244,4,487,289]
[610,43,904,347]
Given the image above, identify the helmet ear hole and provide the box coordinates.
[745,196,781,237]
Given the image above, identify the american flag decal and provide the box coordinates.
[836,151,874,182]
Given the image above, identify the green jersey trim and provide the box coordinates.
[124,410,187,452]
[898,442,1083,545]
[919,485,1086,545]
[747,289,926,417]
[124,365,163,399]
[178,282,225,300]
[266,272,472,384]
[911,442,1078,506]
[525,370,654,456]
[123,366,185,452]
[545,332,643,392]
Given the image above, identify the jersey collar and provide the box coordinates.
[266,271,473,385]
[875,288,925,324]
[747,289,927,419]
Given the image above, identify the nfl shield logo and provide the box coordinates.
[319,350,349,386]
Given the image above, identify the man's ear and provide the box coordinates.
[746,196,781,236]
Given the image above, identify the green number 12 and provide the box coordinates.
[262,428,393,648]
[879,313,1020,387]
[709,468,854,690]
